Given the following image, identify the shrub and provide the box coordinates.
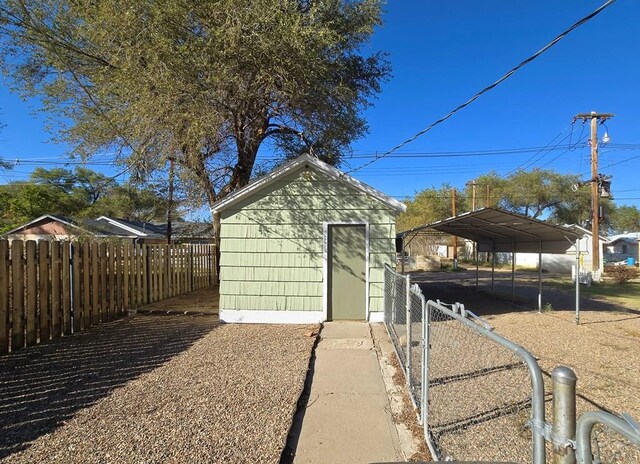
[604,265,639,284]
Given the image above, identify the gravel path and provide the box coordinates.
[1,319,316,464]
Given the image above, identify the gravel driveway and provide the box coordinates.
[1,317,316,463]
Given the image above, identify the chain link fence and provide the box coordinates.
[383,264,640,464]
[384,265,408,367]
[426,299,536,462]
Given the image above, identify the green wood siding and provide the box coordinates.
[219,167,399,314]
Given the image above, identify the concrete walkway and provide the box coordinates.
[293,322,403,464]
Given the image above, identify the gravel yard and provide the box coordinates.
[486,309,640,419]
[406,272,640,462]
[1,317,316,464]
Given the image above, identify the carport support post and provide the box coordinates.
[491,246,496,297]
[538,242,543,312]
[511,242,516,302]
[575,238,580,325]
[475,242,479,290]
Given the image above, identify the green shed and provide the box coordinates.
[212,154,406,323]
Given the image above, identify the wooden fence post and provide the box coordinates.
[25,241,37,346]
[51,241,61,338]
[142,244,149,305]
[71,242,82,333]
[62,242,72,335]
[11,240,24,350]
[0,240,9,354]
[38,240,50,342]
[188,244,193,292]
[108,242,115,320]
[88,242,100,329]
[115,243,122,316]
[99,243,107,322]
[123,243,130,312]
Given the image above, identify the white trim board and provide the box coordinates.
[220,310,325,324]
[367,312,384,323]
[96,216,148,236]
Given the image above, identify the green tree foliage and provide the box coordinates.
[397,184,466,231]
[609,205,640,233]
[0,167,181,232]
[473,169,585,219]
[399,168,624,231]
[0,0,389,221]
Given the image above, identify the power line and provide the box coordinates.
[345,0,618,174]
[538,129,590,169]
[505,123,575,175]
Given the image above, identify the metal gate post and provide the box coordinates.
[575,238,581,325]
[391,272,396,324]
[405,274,411,381]
[552,366,578,464]
[421,297,429,427]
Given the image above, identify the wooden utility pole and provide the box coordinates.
[574,111,614,275]
[466,180,477,210]
[452,188,457,268]
[167,157,175,244]
[485,185,491,207]
[471,182,477,210]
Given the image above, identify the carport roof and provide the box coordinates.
[399,207,583,253]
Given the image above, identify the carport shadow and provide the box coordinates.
[0,314,219,459]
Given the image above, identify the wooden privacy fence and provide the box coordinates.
[0,240,216,354]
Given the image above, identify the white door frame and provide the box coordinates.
[323,222,370,321]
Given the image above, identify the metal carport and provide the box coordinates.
[398,207,584,315]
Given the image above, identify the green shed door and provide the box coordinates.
[328,225,366,321]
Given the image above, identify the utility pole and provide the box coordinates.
[574,111,614,275]
[452,188,458,269]
[167,157,175,245]
[467,180,477,210]
[485,184,491,208]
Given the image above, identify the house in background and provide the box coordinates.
[212,154,405,324]
[512,225,609,273]
[2,214,212,244]
[604,232,640,265]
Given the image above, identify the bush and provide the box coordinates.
[604,265,639,284]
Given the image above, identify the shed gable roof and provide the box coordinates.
[211,154,406,213]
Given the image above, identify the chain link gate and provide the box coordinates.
[383,264,640,463]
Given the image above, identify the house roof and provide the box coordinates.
[95,217,166,238]
[568,224,609,243]
[2,214,90,236]
[210,154,406,213]
[399,207,583,254]
[3,214,213,241]
[607,232,640,244]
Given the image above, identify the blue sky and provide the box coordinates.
[1,0,639,215]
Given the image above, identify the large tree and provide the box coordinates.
[609,205,640,234]
[0,0,389,237]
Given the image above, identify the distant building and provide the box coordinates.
[2,214,213,244]
[604,232,640,265]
